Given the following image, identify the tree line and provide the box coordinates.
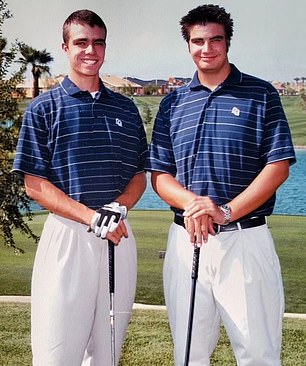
[0,0,53,252]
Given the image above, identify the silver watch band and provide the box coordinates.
[219,204,231,225]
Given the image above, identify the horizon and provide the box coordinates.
[3,0,306,82]
[21,73,302,86]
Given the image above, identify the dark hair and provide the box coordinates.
[180,4,233,49]
[62,9,107,43]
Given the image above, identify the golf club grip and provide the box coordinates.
[108,240,115,294]
[191,246,200,280]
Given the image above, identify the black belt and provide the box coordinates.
[174,215,266,233]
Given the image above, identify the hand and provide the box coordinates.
[106,220,128,245]
[88,202,127,239]
[183,196,225,225]
[184,215,215,246]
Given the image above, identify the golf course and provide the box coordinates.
[0,212,305,365]
[1,95,305,365]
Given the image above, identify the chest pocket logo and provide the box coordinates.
[115,118,123,127]
[231,107,240,117]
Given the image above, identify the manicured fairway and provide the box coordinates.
[0,303,305,365]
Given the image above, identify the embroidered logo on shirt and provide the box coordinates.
[231,107,240,117]
[115,118,123,127]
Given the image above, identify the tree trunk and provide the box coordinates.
[32,70,39,98]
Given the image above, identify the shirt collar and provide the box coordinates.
[60,76,110,97]
[189,63,243,91]
[224,64,243,85]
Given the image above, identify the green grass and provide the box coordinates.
[135,95,306,146]
[18,95,306,146]
[133,96,162,142]
[0,303,305,365]
[1,212,305,364]
[281,96,306,146]
[131,212,306,313]
[122,315,306,365]
[0,303,31,366]
[129,210,170,305]
[137,95,306,146]
[268,215,306,313]
[0,214,45,296]
[17,99,32,113]
[1,212,305,314]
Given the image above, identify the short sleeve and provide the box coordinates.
[146,96,177,176]
[261,88,296,166]
[13,101,51,178]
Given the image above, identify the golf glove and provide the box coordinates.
[88,202,127,238]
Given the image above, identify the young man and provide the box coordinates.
[147,4,296,366]
[13,9,148,366]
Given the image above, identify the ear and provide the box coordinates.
[62,43,68,52]
[226,40,230,53]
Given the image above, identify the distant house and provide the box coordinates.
[101,75,144,95]
[14,75,64,98]
[13,74,301,99]
[271,80,300,96]
[271,81,287,95]
[161,77,191,94]
[13,74,144,98]
[14,79,36,99]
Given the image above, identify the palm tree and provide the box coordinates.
[294,77,300,94]
[17,42,53,98]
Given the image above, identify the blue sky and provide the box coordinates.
[3,0,306,82]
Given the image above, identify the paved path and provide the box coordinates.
[1,296,305,319]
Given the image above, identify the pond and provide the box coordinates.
[134,149,306,216]
[30,150,306,216]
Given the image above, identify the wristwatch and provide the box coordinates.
[219,204,231,225]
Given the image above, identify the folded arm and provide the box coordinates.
[151,171,213,244]
[183,160,290,243]
[114,172,147,210]
[152,160,290,245]
[25,171,146,244]
[226,159,290,221]
[25,174,94,225]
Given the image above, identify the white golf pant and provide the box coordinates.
[31,213,137,366]
[164,222,284,366]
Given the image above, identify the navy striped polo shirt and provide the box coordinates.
[13,77,148,210]
[146,64,296,218]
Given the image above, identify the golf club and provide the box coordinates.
[108,240,116,366]
[184,243,201,366]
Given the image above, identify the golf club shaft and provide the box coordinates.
[108,240,116,366]
[184,245,200,366]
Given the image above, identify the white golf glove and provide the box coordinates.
[88,202,127,238]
